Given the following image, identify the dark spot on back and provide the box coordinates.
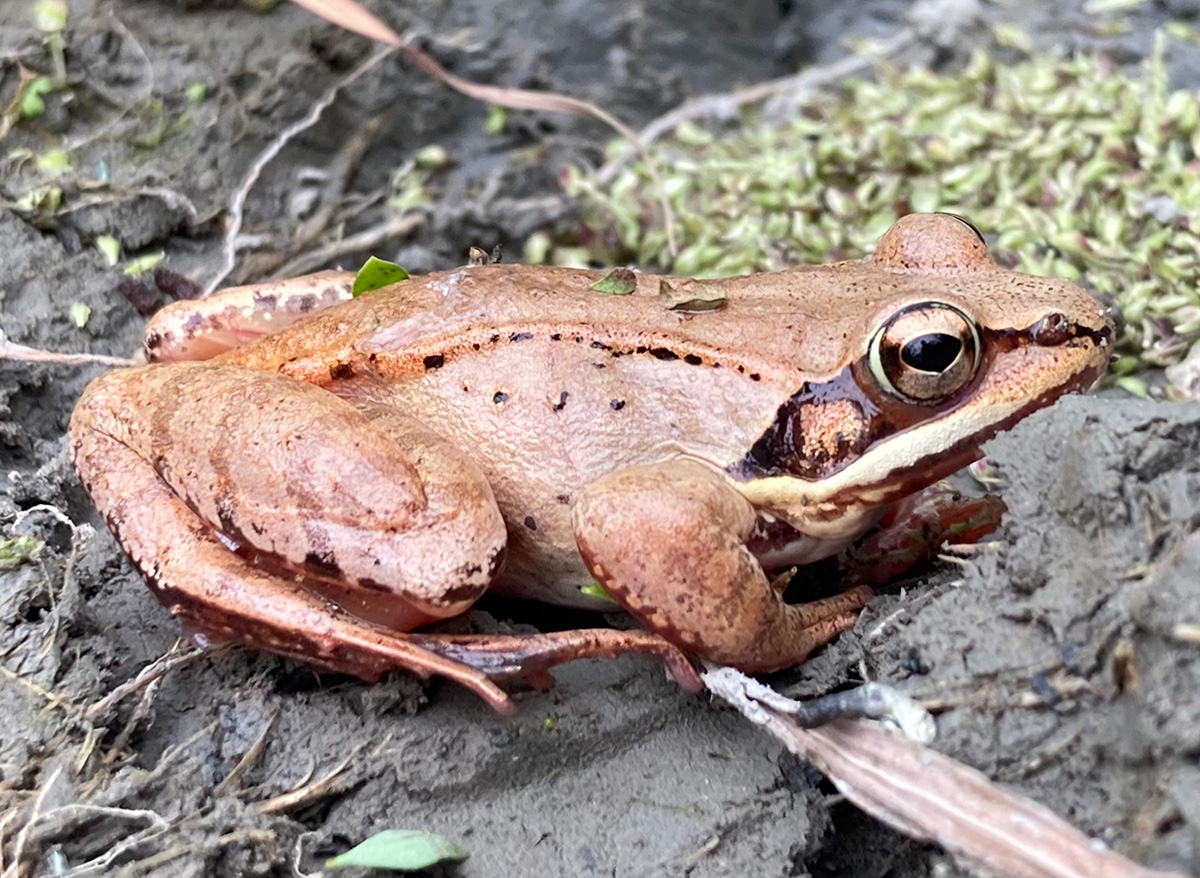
[509,331,533,342]
[493,391,508,404]
[473,343,481,350]
[684,354,702,366]
[750,373,761,381]
[183,312,204,334]
[145,330,162,351]
[650,348,678,361]
[305,550,341,578]
[490,333,500,343]
[443,581,484,602]
[550,333,562,341]
[253,293,278,309]
[423,354,446,370]
[553,391,569,412]
[357,576,390,592]
[330,362,354,380]
[289,294,319,313]
[610,399,625,411]
[556,494,571,505]
[524,515,537,531]
[591,341,611,350]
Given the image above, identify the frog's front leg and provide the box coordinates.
[573,460,873,673]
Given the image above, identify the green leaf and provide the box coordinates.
[325,830,468,872]
[352,256,409,297]
[33,0,67,32]
[95,235,120,266]
[0,536,43,570]
[658,279,727,312]
[68,302,91,328]
[35,148,70,176]
[589,267,637,296]
[19,76,53,119]
[579,581,617,603]
[483,105,507,136]
[413,144,451,170]
[123,251,165,277]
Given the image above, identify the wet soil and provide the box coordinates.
[2,0,1199,876]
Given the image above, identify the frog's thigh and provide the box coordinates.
[573,459,872,673]
[71,362,507,624]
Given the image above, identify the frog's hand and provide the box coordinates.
[573,459,872,674]
[841,481,1006,585]
[70,361,516,711]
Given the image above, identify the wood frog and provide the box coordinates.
[69,213,1113,712]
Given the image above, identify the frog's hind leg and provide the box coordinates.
[407,629,703,694]
[70,361,520,711]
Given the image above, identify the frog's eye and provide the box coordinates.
[869,302,981,403]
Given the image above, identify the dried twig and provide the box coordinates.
[288,0,677,255]
[269,212,424,278]
[255,742,366,815]
[239,115,384,280]
[83,641,204,721]
[213,712,277,796]
[596,29,917,184]
[0,337,135,368]
[205,45,393,295]
[1171,623,1200,644]
[7,765,63,875]
[64,14,156,152]
[703,667,1184,878]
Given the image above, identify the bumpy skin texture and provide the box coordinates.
[69,214,1114,711]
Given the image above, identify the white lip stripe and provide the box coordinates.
[736,351,1101,530]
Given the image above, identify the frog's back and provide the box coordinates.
[219,258,1075,605]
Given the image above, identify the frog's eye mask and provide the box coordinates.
[734,293,1109,529]
[867,302,981,405]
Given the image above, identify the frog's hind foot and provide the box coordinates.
[408,629,704,694]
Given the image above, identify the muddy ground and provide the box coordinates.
[2,0,1200,875]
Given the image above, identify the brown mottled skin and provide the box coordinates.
[69,214,1113,712]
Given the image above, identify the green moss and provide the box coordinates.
[567,33,1200,371]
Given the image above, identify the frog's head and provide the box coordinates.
[738,212,1114,535]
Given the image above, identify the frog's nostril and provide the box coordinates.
[1031,313,1071,346]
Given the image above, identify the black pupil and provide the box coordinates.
[901,333,962,373]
